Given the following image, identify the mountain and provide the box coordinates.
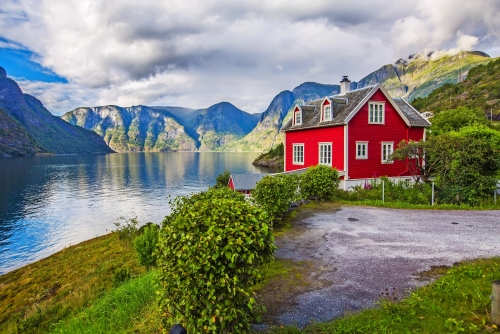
[221,51,495,152]
[0,66,112,156]
[221,82,339,151]
[355,51,492,100]
[61,102,258,152]
[410,57,500,119]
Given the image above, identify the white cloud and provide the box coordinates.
[2,0,500,114]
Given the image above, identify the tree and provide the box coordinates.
[299,165,340,201]
[156,187,275,333]
[214,170,230,188]
[429,106,489,136]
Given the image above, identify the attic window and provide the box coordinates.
[369,102,385,124]
[323,105,332,121]
[294,109,302,125]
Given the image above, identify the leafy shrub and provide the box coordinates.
[113,216,139,241]
[300,165,340,201]
[214,170,231,188]
[252,173,300,225]
[113,268,131,286]
[133,224,159,270]
[156,187,275,333]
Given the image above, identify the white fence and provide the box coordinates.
[340,176,414,191]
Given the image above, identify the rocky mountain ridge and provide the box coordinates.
[0,66,112,156]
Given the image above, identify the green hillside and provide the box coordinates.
[411,57,500,120]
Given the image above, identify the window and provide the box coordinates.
[319,143,332,166]
[356,142,368,159]
[294,110,302,125]
[381,142,394,163]
[293,144,304,164]
[369,102,385,124]
[323,105,332,121]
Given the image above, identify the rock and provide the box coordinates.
[0,66,6,78]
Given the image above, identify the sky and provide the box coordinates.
[0,0,499,116]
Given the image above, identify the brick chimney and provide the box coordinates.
[340,76,351,95]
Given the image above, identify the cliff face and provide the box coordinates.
[62,106,197,152]
[0,66,112,156]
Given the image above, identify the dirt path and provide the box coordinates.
[266,205,500,328]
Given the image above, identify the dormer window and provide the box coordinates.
[294,108,302,125]
[323,105,332,121]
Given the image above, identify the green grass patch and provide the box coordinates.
[267,258,500,333]
[336,199,500,210]
[50,271,157,334]
[0,233,145,334]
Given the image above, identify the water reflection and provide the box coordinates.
[0,152,266,274]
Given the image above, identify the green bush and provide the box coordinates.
[113,216,139,241]
[300,165,340,201]
[156,187,275,333]
[113,268,131,286]
[252,173,300,225]
[214,170,231,188]
[133,224,159,270]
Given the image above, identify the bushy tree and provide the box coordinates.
[430,106,489,136]
[133,224,159,270]
[300,165,340,201]
[214,170,231,188]
[156,187,275,333]
[252,173,300,225]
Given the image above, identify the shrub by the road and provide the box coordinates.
[156,187,276,333]
[252,173,300,225]
[134,224,159,270]
[300,165,340,201]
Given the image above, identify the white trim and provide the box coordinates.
[381,141,394,164]
[343,84,411,126]
[344,124,349,182]
[318,142,332,166]
[368,101,385,124]
[284,131,287,171]
[321,97,333,122]
[292,143,304,165]
[355,141,368,159]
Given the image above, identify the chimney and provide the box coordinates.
[340,76,351,95]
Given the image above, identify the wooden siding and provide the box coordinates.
[347,89,425,179]
[285,126,344,172]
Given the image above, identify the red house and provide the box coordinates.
[281,77,431,189]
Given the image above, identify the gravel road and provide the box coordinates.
[273,206,500,328]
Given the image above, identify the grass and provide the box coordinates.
[0,233,145,334]
[50,271,158,334]
[266,258,500,333]
[336,199,500,210]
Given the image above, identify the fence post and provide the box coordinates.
[431,182,435,206]
[382,180,385,203]
[492,280,500,326]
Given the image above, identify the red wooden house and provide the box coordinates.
[281,77,431,189]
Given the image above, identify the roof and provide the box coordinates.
[281,84,430,132]
[230,173,267,191]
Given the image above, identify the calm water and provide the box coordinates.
[0,152,271,275]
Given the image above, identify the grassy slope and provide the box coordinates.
[0,234,145,334]
[412,57,500,117]
[0,108,43,156]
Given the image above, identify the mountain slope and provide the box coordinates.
[410,57,500,119]
[0,66,112,155]
[221,82,339,151]
[189,102,259,151]
[356,51,493,100]
[62,106,197,152]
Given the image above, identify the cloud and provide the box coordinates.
[1,0,500,114]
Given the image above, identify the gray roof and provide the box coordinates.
[230,173,267,191]
[281,84,430,132]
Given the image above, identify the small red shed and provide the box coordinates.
[281,77,431,189]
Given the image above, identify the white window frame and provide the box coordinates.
[369,102,385,124]
[356,141,368,160]
[381,142,394,164]
[318,142,332,166]
[294,110,302,125]
[293,144,304,165]
[323,104,332,121]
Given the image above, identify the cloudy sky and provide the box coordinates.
[1,0,499,115]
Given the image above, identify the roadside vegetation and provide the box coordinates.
[253,143,284,170]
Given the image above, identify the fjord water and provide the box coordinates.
[0,152,269,275]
